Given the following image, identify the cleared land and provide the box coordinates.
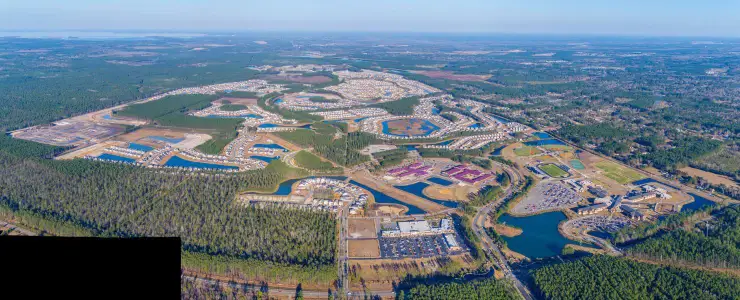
[348,218,377,239]
[539,163,569,178]
[679,167,739,189]
[594,161,645,184]
[348,239,381,258]
[514,145,542,156]
[293,150,341,172]
[349,255,475,291]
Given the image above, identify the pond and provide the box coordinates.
[250,156,279,163]
[350,180,426,215]
[97,153,137,163]
[524,139,565,146]
[681,193,717,212]
[164,156,239,171]
[394,182,459,209]
[499,211,593,259]
[490,146,506,156]
[533,132,552,139]
[128,143,153,152]
[490,114,510,124]
[252,143,287,151]
[468,123,483,129]
[258,123,279,128]
[427,177,454,186]
[381,118,440,137]
[631,178,681,190]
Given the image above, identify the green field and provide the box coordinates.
[116,94,218,120]
[294,150,343,173]
[594,161,645,184]
[570,159,585,170]
[539,163,569,177]
[220,104,247,111]
[514,146,542,156]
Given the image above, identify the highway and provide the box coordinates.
[471,162,535,300]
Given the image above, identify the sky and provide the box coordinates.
[1,0,739,37]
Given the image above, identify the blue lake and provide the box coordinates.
[354,117,368,123]
[102,114,112,120]
[273,99,283,104]
[148,136,184,144]
[681,193,717,212]
[258,123,279,128]
[631,178,681,190]
[350,180,426,215]
[490,114,510,124]
[427,177,454,186]
[432,107,441,115]
[491,146,506,156]
[97,153,136,163]
[533,132,552,139]
[252,143,287,151]
[128,143,153,152]
[524,139,565,146]
[468,123,483,129]
[499,212,592,258]
[381,119,440,137]
[403,145,419,151]
[164,156,238,170]
[250,156,279,163]
[394,182,459,209]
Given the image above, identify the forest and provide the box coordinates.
[626,205,740,269]
[532,255,740,300]
[397,277,519,300]
[371,96,420,115]
[276,130,375,166]
[0,145,338,283]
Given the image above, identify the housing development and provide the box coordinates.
[1,32,738,299]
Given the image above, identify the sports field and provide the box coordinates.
[594,161,645,184]
[514,146,542,156]
[539,163,569,178]
[570,159,585,170]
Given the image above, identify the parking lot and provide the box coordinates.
[512,180,584,214]
[379,234,466,258]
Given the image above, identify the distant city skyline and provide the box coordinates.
[1,0,739,37]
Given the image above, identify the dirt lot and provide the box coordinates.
[370,204,408,217]
[348,239,381,258]
[679,167,739,189]
[492,224,522,237]
[348,218,377,239]
[414,71,491,81]
[118,127,188,144]
[351,171,447,214]
[219,97,258,105]
[423,185,470,201]
[349,254,475,291]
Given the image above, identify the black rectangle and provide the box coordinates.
[0,236,180,298]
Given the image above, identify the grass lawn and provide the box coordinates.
[594,161,645,184]
[514,146,542,156]
[539,163,569,178]
[294,150,342,173]
[543,144,573,151]
[220,104,247,111]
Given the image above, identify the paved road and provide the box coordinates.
[550,132,734,205]
[0,221,36,236]
[471,162,535,300]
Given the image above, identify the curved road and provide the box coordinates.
[471,162,535,300]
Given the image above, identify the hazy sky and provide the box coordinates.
[2,0,739,37]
